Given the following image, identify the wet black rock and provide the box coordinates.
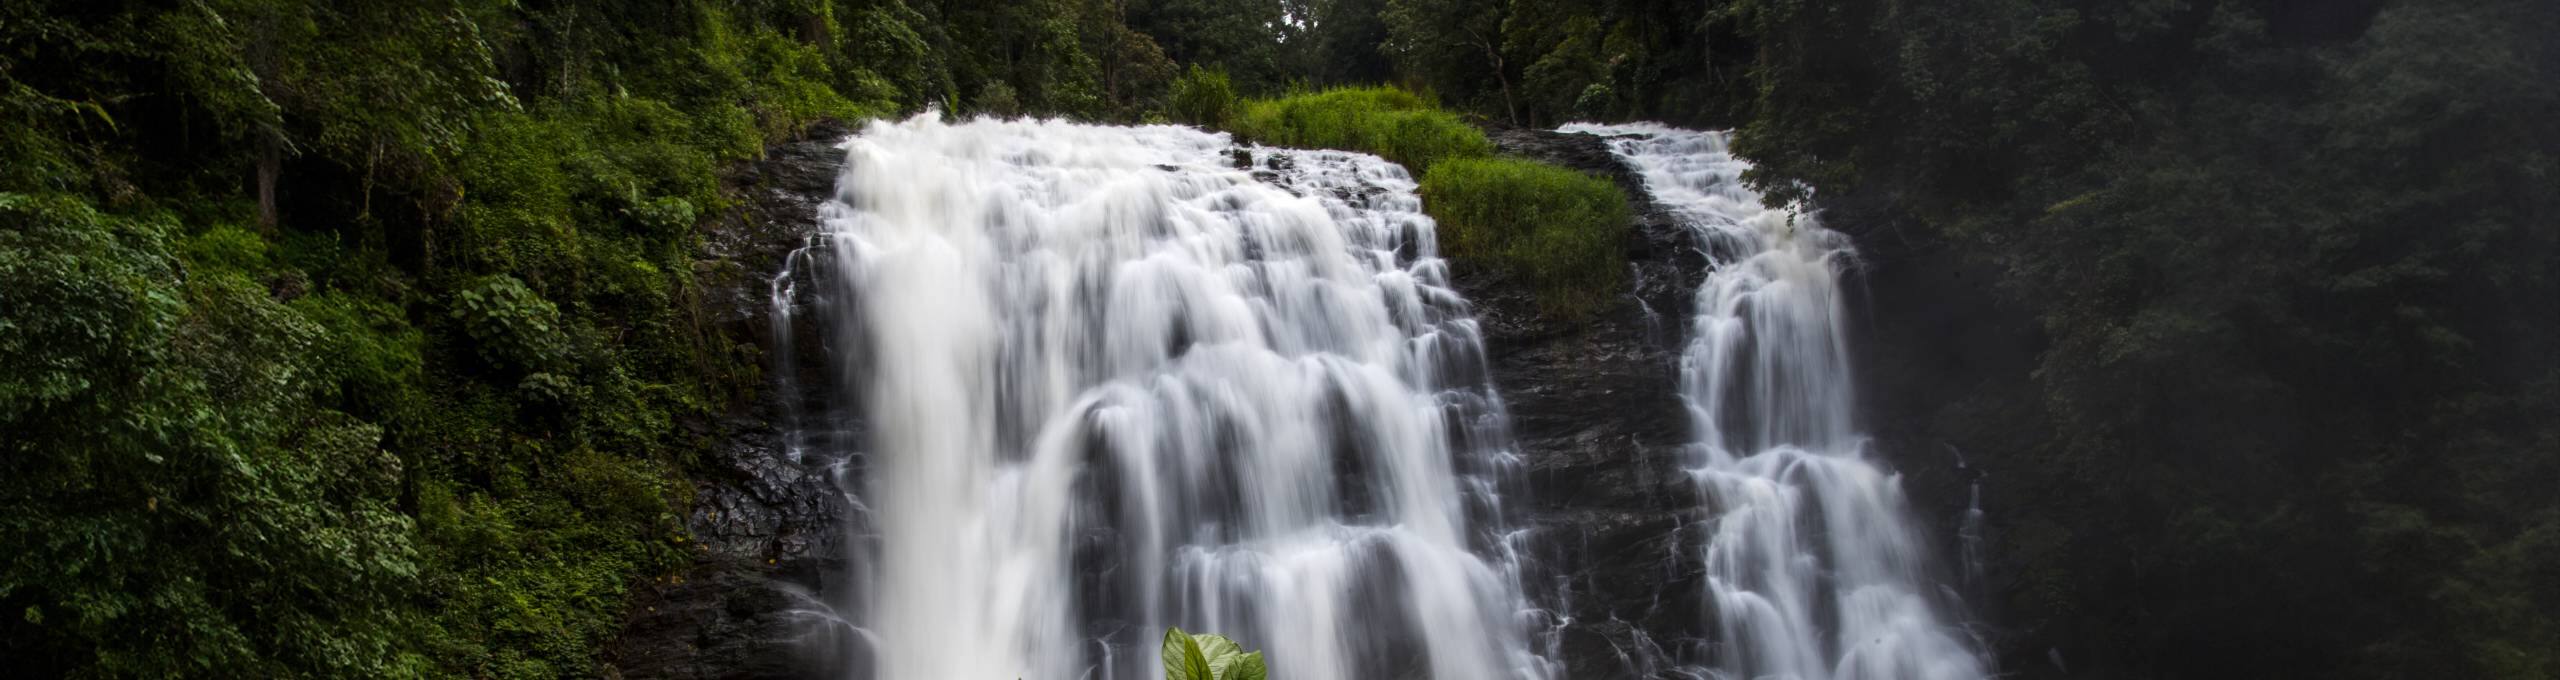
[607,456,848,679]
[1470,127,1713,678]
[606,124,855,680]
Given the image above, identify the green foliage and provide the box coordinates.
[1161,627,1268,680]
[837,0,953,109]
[292,291,426,418]
[1419,158,1631,318]
[0,193,423,678]
[1715,0,2560,677]
[687,3,891,144]
[1210,83,1631,316]
[1379,0,1515,121]
[410,448,685,678]
[629,197,700,237]
[1167,65,1239,128]
[1298,0,1396,85]
[0,0,934,673]
[180,224,271,276]
[1372,0,1759,128]
[934,0,1112,118]
[1123,0,1294,94]
[450,275,568,375]
[1231,86,1493,173]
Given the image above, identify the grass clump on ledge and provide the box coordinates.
[1231,86,1493,174]
[1217,85,1630,320]
[1421,157,1632,319]
[1167,66,1240,129]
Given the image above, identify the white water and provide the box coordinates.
[1562,123,1989,680]
[775,114,1552,680]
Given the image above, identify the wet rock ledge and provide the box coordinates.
[1473,126,1715,677]
[606,123,855,680]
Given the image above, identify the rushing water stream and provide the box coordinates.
[1564,123,1990,680]
[772,115,1552,680]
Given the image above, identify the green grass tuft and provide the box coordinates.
[1420,157,1631,319]
[1168,66,1239,129]
[1230,86,1493,174]
[1218,86,1630,320]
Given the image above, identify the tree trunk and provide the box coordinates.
[1465,27,1521,126]
[256,135,281,233]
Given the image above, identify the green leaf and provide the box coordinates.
[1190,631,1243,664]
[1161,627,1214,680]
[1212,650,1265,680]
[1165,628,1266,680]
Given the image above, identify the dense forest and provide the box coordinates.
[3,0,2553,678]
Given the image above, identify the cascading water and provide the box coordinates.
[1561,123,1990,680]
[772,114,1553,680]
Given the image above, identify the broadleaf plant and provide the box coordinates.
[1162,627,1267,680]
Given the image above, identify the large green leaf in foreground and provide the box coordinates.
[1162,627,1267,680]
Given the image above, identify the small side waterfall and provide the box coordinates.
[771,114,1554,680]
[1563,123,1990,680]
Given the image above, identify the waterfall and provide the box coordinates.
[1562,123,1990,680]
[772,114,1553,680]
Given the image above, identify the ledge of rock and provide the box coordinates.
[606,123,856,680]
[1474,125,1714,677]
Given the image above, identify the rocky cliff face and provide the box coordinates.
[1485,127,2033,678]
[1471,127,1716,677]
[606,124,858,680]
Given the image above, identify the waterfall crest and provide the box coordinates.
[1563,122,1990,680]
[773,114,1553,680]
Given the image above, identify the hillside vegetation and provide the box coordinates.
[0,0,1290,676]
[1365,0,2560,677]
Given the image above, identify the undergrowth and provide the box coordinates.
[1420,157,1630,319]
[1230,86,1493,174]
[1218,86,1630,319]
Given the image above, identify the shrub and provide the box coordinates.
[0,193,422,677]
[627,196,698,236]
[1230,86,1493,173]
[180,223,271,275]
[1420,157,1632,318]
[1168,65,1238,128]
[450,275,567,374]
[974,81,1022,117]
[293,291,425,418]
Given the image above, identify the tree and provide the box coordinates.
[1125,0,1292,93]
[1382,0,1517,123]
[0,194,421,677]
[1301,0,1396,85]
[1721,0,2560,676]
